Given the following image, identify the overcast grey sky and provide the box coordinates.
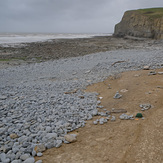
[0,0,162,33]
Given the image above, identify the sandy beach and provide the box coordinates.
[36,68,163,163]
[0,36,163,163]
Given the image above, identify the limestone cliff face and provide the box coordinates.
[114,8,163,39]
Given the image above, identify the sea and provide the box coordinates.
[0,33,112,47]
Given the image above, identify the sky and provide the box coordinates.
[0,0,163,33]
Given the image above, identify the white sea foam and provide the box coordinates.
[0,33,112,46]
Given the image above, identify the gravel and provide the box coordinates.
[0,48,163,161]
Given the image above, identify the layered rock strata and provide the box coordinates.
[114,8,163,39]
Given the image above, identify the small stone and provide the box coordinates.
[108,84,111,89]
[135,113,143,118]
[2,158,10,163]
[35,160,43,163]
[87,114,93,120]
[7,152,16,161]
[10,133,19,139]
[34,144,46,153]
[114,91,122,99]
[99,121,104,125]
[120,89,128,93]
[0,96,7,100]
[45,126,52,133]
[20,154,30,161]
[157,86,163,89]
[0,153,6,162]
[45,141,55,149]
[12,147,19,154]
[99,118,105,124]
[92,109,98,116]
[158,72,163,75]
[45,133,57,140]
[111,108,127,113]
[55,140,62,148]
[93,121,98,125]
[37,152,43,157]
[148,71,156,75]
[0,128,6,135]
[139,104,151,110]
[119,114,133,120]
[23,157,35,163]
[97,105,104,109]
[15,152,22,160]
[143,66,150,70]
[32,150,36,157]
[99,97,103,100]
[85,70,91,74]
[64,134,77,143]
[97,100,101,104]
[11,160,21,163]
[111,116,116,121]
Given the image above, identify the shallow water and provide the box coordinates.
[0,33,112,45]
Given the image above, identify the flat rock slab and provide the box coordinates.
[111,109,127,113]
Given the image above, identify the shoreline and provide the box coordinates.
[0,36,162,69]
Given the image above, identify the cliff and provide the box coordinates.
[114,8,163,39]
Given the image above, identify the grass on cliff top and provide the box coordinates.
[137,8,163,18]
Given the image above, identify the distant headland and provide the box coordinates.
[114,8,163,39]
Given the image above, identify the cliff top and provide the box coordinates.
[127,8,163,19]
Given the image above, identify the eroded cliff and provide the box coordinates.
[114,8,163,39]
